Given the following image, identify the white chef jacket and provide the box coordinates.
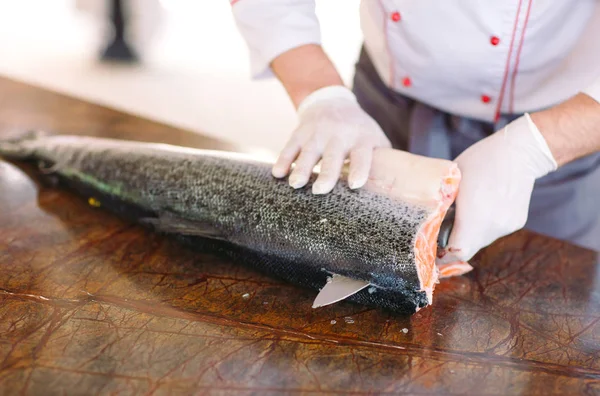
[231,0,600,122]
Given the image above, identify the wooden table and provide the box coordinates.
[0,77,599,395]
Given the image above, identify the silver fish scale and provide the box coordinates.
[24,136,432,291]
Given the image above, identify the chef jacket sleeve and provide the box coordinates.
[231,0,321,79]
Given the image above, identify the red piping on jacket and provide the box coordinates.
[509,0,533,114]
[494,0,524,122]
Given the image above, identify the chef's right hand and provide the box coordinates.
[272,86,391,195]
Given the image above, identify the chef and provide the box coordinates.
[231,1,600,263]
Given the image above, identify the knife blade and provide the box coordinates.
[437,206,455,249]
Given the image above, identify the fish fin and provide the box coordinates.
[39,173,61,188]
[141,212,227,241]
[312,274,371,309]
[38,160,63,174]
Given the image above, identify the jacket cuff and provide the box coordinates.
[582,75,600,104]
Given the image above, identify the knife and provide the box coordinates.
[437,206,455,249]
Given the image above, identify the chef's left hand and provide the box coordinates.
[439,113,558,264]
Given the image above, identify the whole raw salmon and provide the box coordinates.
[0,132,466,314]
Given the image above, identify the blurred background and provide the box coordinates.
[0,0,363,155]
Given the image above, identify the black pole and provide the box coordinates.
[100,0,139,63]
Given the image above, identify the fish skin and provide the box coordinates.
[0,133,432,314]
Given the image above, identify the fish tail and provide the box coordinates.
[0,130,46,159]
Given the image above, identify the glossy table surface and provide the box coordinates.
[0,77,599,395]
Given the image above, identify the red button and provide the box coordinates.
[490,36,500,46]
[481,95,491,104]
[402,77,411,87]
[391,12,401,22]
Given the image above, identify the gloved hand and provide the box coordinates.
[272,86,391,194]
[439,113,558,264]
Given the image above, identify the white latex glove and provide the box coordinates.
[272,86,391,194]
[440,113,558,264]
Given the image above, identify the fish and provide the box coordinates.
[0,131,469,314]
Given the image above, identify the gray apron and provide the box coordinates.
[352,47,600,252]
